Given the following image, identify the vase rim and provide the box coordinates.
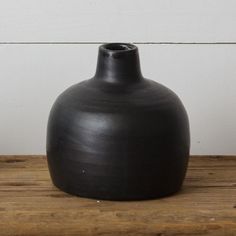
[100,43,137,55]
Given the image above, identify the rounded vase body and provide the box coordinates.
[47,43,190,200]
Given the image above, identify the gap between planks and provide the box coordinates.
[1,42,236,45]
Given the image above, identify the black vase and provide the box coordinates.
[47,43,190,200]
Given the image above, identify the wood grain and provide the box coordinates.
[0,155,236,235]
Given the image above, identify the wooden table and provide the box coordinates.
[0,156,236,236]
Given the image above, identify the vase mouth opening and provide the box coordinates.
[100,43,137,54]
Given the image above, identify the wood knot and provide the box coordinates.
[4,159,26,163]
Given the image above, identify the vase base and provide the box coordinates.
[51,178,183,201]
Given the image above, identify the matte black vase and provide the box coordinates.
[47,43,190,200]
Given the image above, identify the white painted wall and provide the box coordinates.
[0,0,236,154]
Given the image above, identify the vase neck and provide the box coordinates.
[94,43,143,84]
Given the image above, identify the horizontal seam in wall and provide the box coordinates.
[1,42,236,45]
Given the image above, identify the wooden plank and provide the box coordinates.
[0,0,236,42]
[0,155,236,235]
[1,44,236,154]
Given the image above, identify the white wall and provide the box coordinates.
[0,0,236,155]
